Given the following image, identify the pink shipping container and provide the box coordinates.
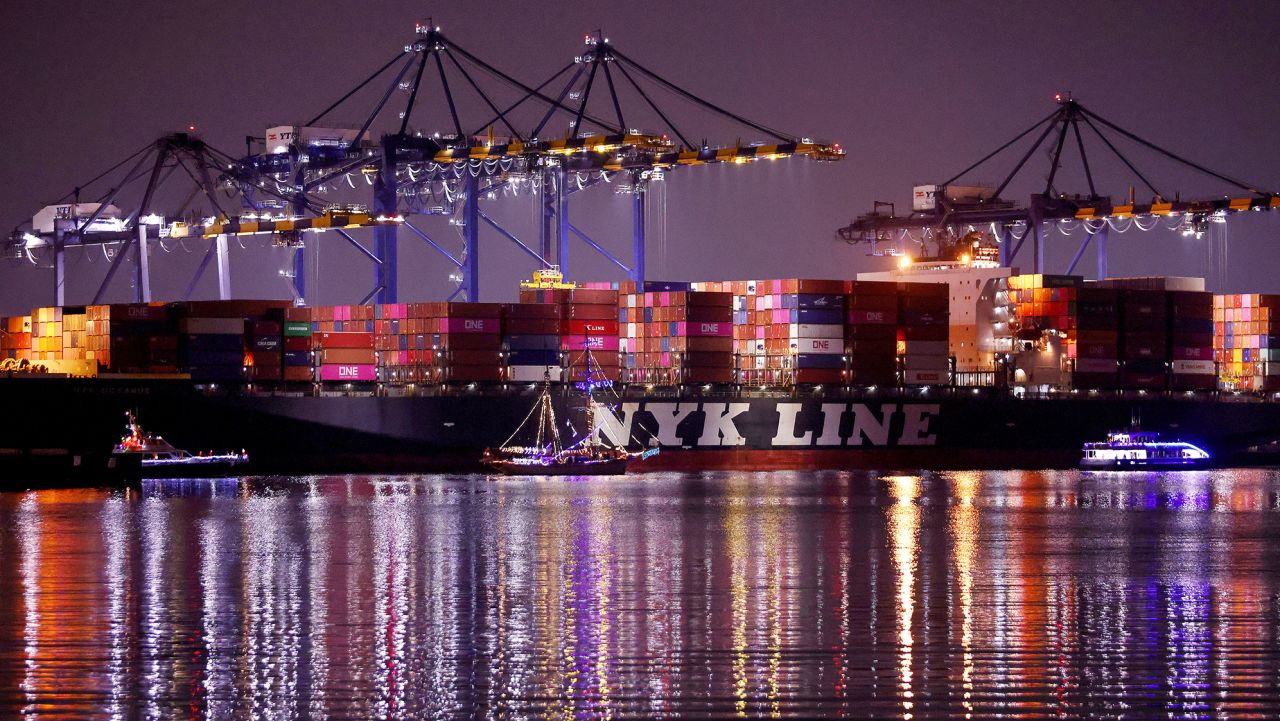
[444,317,501,334]
[680,321,733,337]
[562,335,620,351]
[318,364,377,381]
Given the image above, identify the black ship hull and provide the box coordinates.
[5,375,1280,483]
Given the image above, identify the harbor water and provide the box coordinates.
[2,469,1280,718]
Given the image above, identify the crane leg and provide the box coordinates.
[464,172,480,302]
[135,224,152,303]
[1096,226,1108,280]
[632,186,645,284]
[215,233,231,300]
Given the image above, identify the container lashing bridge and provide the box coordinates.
[837,94,1278,277]
[8,21,841,306]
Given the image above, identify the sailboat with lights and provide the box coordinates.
[481,350,658,475]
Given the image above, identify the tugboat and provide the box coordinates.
[482,352,658,476]
[113,411,250,478]
[1080,430,1211,470]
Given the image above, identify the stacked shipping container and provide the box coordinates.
[619,284,735,385]
[846,280,899,386]
[504,302,562,382]
[519,288,621,383]
[282,308,314,382]
[1,314,32,361]
[726,279,848,385]
[1167,291,1215,390]
[898,282,950,385]
[1214,293,1280,391]
[85,304,175,372]
[1072,287,1121,389]
[433,302,504,382]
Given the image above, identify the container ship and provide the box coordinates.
[5,267,1280,480]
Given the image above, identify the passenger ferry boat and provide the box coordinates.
[113,411,249,477]
[1080,431,1211,470]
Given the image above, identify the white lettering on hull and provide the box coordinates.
[899,404,940,446]
[771,403,812,446]
[597,401,941,448]
[698,403,751,446]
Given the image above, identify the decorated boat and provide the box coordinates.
[1080,430,1211,470]
[482,353,658,475]
[113,411,250,477]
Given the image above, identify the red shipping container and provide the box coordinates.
[562,304,616,320]
[316,332,374,349]
[686,306,733,323]
[794,368,843,384]
[284,336,310,352]
[444,302,505,318]
[564,319,618,336]
[504,303,562,319]
[319,348,377,365]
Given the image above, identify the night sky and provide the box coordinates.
[2,1,1278,315]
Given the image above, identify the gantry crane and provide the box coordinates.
[5,21,842,309]
[837,94,1278,277]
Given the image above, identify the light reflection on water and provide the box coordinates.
[1,470,1280,718]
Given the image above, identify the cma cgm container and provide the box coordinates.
[174,300,288,382]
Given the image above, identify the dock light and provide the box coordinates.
[898,255,913,270]
[959,253,971,264]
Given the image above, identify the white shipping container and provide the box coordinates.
[794,337,844,355]
[1171,359,1214,375]
[507,365,563,382]
[912,184,938,212]
[181,317,245,335]
[794,323,844,339]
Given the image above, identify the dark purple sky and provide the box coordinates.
[2,1,1278,315]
